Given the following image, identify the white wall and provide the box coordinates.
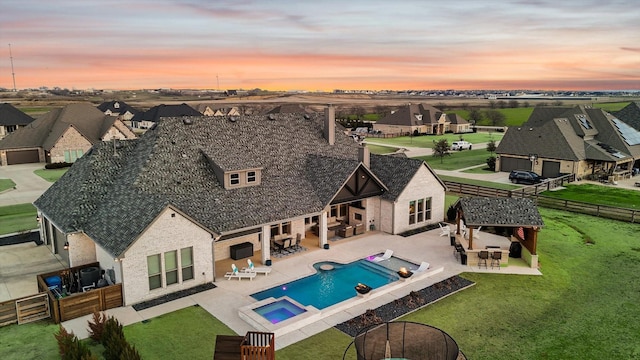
[67,232,97,267]
[120,208,213,306]
[95,243,122,285]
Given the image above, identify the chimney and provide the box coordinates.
[324,105,335,145]
[359,144,370,168]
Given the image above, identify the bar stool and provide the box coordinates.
[478,250,489,269]
[491,251,502,269]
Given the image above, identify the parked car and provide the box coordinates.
[451,141,472,151]
[509,170,544,184]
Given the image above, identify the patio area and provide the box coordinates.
[61,227,541,350]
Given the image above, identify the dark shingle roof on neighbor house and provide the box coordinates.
[0,103,34,126]
[131,103,201,122]
[35,112,441,257]
[97,101,140,115]
[497,105,640,162]
[457,197,544,227]
[0,103,119,150]
[377,104,468,127]
[613,101,640,131]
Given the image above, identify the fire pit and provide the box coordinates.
[397,267,413,279]
[355,283,372,295]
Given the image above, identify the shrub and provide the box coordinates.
[54,325,96,360]
[45,162,72,169]
[101,316,141,360]
[446,206,457,222]
[486,156,496,171]
[87,311,108,342]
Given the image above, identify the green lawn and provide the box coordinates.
[366,144,398,154]
[34,168,69,182]
[437,175,519,191]
[0,179,16,192]
[367,133,503,149]
[4,209,640,359]
[449,107,534,126]
[417,149,492,170]
[591,102,630,112]
[0,203,38,234]
[541,183,640,209]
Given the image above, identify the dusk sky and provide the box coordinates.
[1,0,639,91]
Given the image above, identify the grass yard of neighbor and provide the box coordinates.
[0,179,16,192]
[366,143,399,154]
[541,183,640,209]
[416,149,492,171]
[437,174,519,191]
[34,168,69,183]
[366,132,502,149]
[0,203,38,235]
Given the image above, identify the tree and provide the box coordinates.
[484,110,506,126]
[352,106,365,120]
[432,139,451,163]
[522,101,530,108]
[508,100,520,108]
[496,100,507,109]
[468,109,483,124]
[486,139,497,155]
[486,156,497,171]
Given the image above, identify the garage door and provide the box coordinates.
[500,156,532,172]
[6,149,40,165]
[542,160,561,178]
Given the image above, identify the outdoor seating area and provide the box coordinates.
[224,264,257,281]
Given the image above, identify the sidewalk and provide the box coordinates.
[0,163,52,206]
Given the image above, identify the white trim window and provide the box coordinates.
[147,246,194,290]
[409,197,432,225]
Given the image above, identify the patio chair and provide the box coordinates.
[290,233,302,251]
[243,259,272,276]
[471,226,482,240]
[224,264,256,280]
[491,251,502,269]
[416,261,430,272]
[478,251,489,269]
[373,249,393,262]
[438,223,451,237]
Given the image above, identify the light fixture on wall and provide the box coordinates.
[63,242,69,250]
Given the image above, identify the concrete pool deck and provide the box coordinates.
[61,228,541,349]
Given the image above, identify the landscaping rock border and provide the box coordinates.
[132,283,217,311]
[335,275,474,337]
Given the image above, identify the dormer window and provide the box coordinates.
[230,173,240,185]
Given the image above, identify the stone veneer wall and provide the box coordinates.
[49,127,92,163]
[67,232,97,268]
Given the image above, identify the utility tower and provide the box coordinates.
[8,44,16,91]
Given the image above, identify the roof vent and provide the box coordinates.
[268,114,276,121]
[183,118,193,125]
[182,153,187,159]
[304,114,311,120]
[229,116,239,122]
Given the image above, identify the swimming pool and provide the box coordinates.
[251,259,399,310]
[254,298,307,324]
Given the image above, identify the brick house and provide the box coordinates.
[373,104,470,135]
[34,106,447,306]
[0,103,34,140]
[0,103,136,166]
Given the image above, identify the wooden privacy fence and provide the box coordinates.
[536,196,639,223]
[444,174,576,199]
[37,262,123,323]
[0,293,50,327]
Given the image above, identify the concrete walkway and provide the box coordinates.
[61,229,540,350]
[0,163,52,206]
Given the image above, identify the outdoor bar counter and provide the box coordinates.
[456,233,511,267]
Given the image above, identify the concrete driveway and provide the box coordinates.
[0,163,52,206]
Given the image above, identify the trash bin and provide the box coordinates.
[265,259,272,266]
[324,244,330,250]
[460,253,467,265]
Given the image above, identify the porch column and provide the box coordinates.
[261,225,271,265]
[319,211,328,248]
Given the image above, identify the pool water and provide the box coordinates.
[251,259,399,310]
[367,254,420,272]
[254,299,306,324]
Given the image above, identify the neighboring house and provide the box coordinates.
[0,103,34,140]
[613,101,640,132]
[372,104,470,135]
[97,101,141,126]
[34,106,447,306]
[195,104,216,116]
[0,103,137,166]
[496,105,640,179]
[130,103,201,130]
[265,104,308,114]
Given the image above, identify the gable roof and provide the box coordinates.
[131,103,201,122]
[613,102,640,131]
[35,111,434,257]
[377,104,444,126]
[0,103,34,126]
[0,103,122,151]
[456,197,544,227]
[97,101,140,116]
[370,153,445,201]
[446,113,469,125]
[265,104,309,114]
[496,106,639,162]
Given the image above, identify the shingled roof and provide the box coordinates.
[613,102,640,131]
[35,112,427,257]
[0,103,34,126]
[497,106,638,162]
[0,103,119,150]
[131,103,201,122]
[456,197,544,227]
[97,101,140,116]
[377,104,443,126]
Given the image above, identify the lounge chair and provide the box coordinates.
[438,223,451,237]
[224,264,256,280]
[243,259,272,276]
[416,261,430,272]
[372,249,393,262]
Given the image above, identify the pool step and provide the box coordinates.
[358,259,399,279]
